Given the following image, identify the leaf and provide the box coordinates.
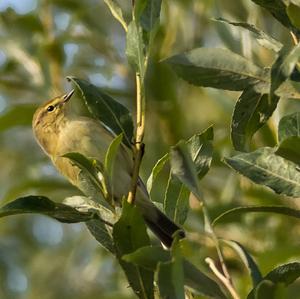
[170,141,201,199]
[224,147,300,197]
[247,262,300,298]
[276,136,300,165]
[213,18,282,52]
[126,21,146,78]
[157,242,185,299]
[213,205,300,226]
[146,153,169,194]
[104,133,123,183]
[186,126,214,179]
[124,246,226,299]
[113,201,154,299]
[0,104,36,131]
[231,85,279,151]
[222,239,262,287]
[164,173,190,225]
[86,219,115,254]
[103,0,127,31]
[278,112,300,142]
[251,0,295,31]
[270,44,300,98]
[287,3,300,30]
[67,77,134,147]
[164,48,266,91]
[0,196,95,223]
[140,0,162,32]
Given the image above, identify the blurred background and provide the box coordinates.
[0,0,300,298]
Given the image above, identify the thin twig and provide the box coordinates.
[127,73,146,204]
[205,257,240,299]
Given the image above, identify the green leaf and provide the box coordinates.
[164,48,266,91]
[104,133,123,183]
[140,0,162,32]
[126,21,146,78]
[224,147,300,197]
[123,246,170,270]
[278,112,300,142]
[222,239,262,287]
[213,205,300,226]
[164,174,190,225]
[0,104,36,131]
[67,77,134,147]
[213,18,282,52]
[186,126,214,179]
[276,136,300,165]
[86,219,115,254]
[270,44,300,98]
[157,242,185,299]
[0,196,95,223]
[247,262,300,298]
[123,246,226,299]
[146,153,169,194]
[103,0,127,30]
[231,85,279,151]
[170,141,201,199]
[113,201,154,299]
[251,0,295,31]
[287,3,300,30]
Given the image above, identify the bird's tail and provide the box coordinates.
[136,192,185,247]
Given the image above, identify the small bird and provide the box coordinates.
[32,90,184,247]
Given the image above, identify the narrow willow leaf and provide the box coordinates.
[213,205,300,226]
[63,152,113,210]
[67,77,134,147]
[170,141,201,199]
[157,242,184,299]
[103,0,127,30]
[278,112,300,142]
[247,262,300,299]
[186,126,214,179]
[104,133,123,181]
[224,147,300,197]
[231,85,279,151]
[0,196,95,223]
[270,44,300,98]
[222,239,262,287]
[113,201,154,299]
[164,48,266,91]
[0,104,36,131]
[124,246,226,299]
[146,153,169,194]
[164,173,190,225]
[251,0,295,31]
[213,18,282,52]
[140,0,162,32]
[126,21,146,78]
[86,219,115,254]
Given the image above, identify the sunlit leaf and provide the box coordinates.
[165,48,266,91]
[225,147,300,197]
[0,196,95,223]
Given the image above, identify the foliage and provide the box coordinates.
[1,0,300,299]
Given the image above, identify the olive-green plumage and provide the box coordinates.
[32,90,183,247]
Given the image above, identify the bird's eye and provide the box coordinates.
[47,105,55,112]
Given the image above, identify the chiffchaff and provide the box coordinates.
[32,90,183,247]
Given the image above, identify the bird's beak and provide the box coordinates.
[62,89,75,103]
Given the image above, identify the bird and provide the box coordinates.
[32,89,184,247]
